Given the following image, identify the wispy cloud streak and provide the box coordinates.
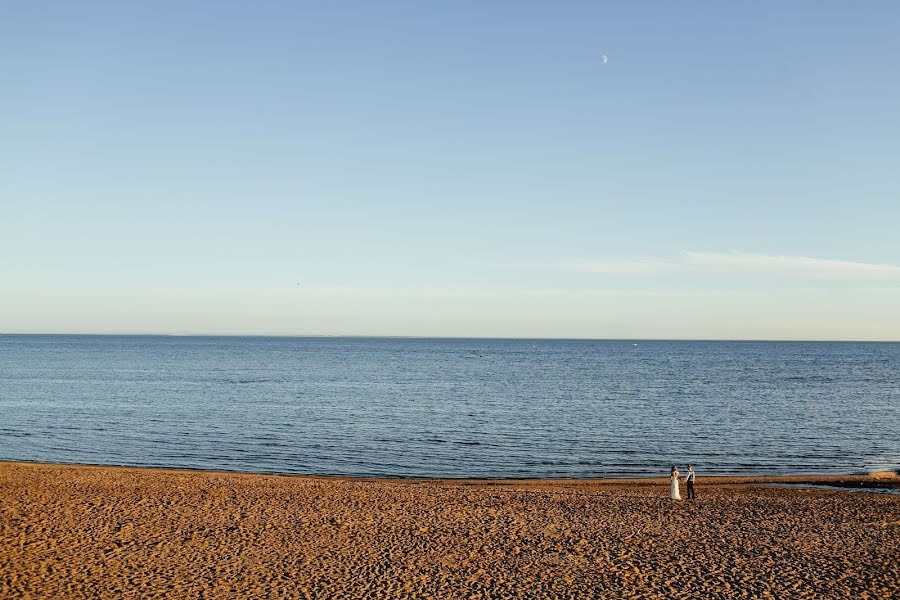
[560,258,677,274]
[683,252,900,278]
[559,252,900,280]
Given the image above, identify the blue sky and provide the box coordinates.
[2,2,899,338]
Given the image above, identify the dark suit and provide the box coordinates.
[685,471,696,499]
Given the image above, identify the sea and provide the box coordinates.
[0,335,897,479]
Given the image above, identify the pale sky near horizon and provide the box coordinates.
[2,2,899,339]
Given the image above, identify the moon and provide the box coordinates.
[601,54,608,65]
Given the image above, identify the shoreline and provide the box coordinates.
[2,459,897,488]
[2,461,898,597]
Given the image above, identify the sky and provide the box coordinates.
[2,2,899,339]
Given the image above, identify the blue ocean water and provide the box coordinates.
[0,335,897,478]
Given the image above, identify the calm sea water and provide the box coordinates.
[0,335,898,478]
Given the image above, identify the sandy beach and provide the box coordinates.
[1,461,897,598]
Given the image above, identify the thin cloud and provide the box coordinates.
[297,286,503,298]
[519,288,671,297]
[308,287,677,298]
[683,251,900,279]
[559,252,900,280]
[520,288,745,298]
[559,258,677,274]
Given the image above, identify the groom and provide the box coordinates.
[684,465,696,500]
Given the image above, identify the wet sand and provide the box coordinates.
[1,461,897,598]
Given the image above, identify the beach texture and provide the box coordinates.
[1,462,898,598]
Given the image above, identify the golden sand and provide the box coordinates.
[1,461,897,598]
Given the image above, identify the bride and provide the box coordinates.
[670,465,682,500]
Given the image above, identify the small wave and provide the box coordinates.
[784,376,835,383]
[0,430,33,437]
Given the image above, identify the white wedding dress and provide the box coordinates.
[670,473,682,500]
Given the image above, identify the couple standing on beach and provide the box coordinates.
[670,465,696,500]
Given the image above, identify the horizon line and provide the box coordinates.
[1,332,898,343]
